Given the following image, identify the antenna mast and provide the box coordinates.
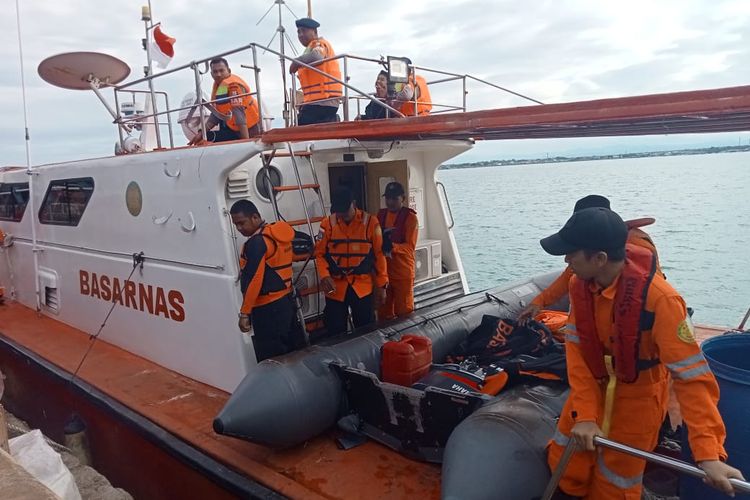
[257,0,299,127]
[13,0,41,310]
[141,1,162,148]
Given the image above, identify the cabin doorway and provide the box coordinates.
[364,160,408,214]
[328,164,367,210]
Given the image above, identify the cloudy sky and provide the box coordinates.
[2,0,749,166]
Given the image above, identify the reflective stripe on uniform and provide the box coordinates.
[563,323,580,343]
[666,352,711,380]
[671,363,711,380]
[665,352,705,371]
[552,428,570,446]
[596,454,643,490]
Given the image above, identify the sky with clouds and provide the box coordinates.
[2,0,749,166]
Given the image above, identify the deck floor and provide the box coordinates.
[0,302,441,499]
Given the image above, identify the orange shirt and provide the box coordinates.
[315,210,388,301]
[563,273,727,462]
[383,209,419,280]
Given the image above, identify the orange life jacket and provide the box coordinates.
[571,244,660,383]
[298,38,343,103]
[211,74,260,132]
[399,75,432,117]
[324,213,375,277]
[240,222,294,299]
[376,207,416,243]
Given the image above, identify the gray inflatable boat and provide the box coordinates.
[214,274,569,499]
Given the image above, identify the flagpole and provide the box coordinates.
[13,0,41,311]
[142,3,162,149]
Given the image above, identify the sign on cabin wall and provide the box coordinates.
[79,270,185,322]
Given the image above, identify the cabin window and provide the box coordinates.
[255,166,282,201]
[0,182,30,222]
[39,177,95,226]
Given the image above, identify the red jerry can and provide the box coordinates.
[381,335,433,386]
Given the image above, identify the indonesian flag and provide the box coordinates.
[151,25,175,69]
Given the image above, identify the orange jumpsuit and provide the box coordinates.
[531,228,662,309]
[547,271,727,499]
[378,209,419,320]
[315,210,388,302]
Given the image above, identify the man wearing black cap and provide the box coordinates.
[376,182,418,320]
[289,17,343,125]
[518,194,662,324]
[542,207,742,498]
[315,187,388,335]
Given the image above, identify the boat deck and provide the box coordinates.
[0,301,441,499]
[0,301,730,499]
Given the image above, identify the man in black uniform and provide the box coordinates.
[230,200,300,361]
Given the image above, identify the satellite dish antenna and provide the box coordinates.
[38,52,130,90]
[38,52,131,126]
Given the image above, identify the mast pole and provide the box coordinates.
[142,1,162,148]
[13,0,41,311]
[277,0,291,127]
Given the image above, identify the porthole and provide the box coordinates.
[255,166,282,201]
[126,181,142,217]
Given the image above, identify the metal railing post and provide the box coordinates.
[343,56,349,121]
[251,44,265,133]
[462,76,467,112]
[192,63,207,142]
[163,92,174,148]
[113,89,125,149]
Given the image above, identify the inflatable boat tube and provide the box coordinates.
[441,382,569,500]
[213,274,560,448]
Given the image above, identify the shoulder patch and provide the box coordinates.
[676,317,696,344]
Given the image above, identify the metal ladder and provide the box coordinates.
[260,142,328,342]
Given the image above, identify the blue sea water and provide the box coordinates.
[438,151,750,327]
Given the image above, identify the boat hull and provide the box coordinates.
[0,336,281,500]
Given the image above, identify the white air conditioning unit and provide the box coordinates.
[293,264,323,318]
[414,239,442,283]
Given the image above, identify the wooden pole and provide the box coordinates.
[307,0,312,17]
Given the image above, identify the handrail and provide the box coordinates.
[258,44,405,119]
[106,40,543,151]
[465,75,544,105]
[436,181,455,230]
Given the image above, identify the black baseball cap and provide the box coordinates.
[573,194,610,213]
[330,186,354,213]
[540,207,628,256]
[295,17,320,29]
[383,181,405,198]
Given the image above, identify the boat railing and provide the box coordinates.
[110,42,542,151]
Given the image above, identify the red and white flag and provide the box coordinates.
[151,25,175,69]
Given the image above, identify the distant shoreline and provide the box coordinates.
[442,145,750,170]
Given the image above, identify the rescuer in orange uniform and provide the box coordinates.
[395,60,432,117]
[519,195,662,323]
[540,207,743,499]
[188,58,260,145]
[289,17,342,125]
[316,187,388,335]
[230,200,300,361]
[377,182,418,320]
